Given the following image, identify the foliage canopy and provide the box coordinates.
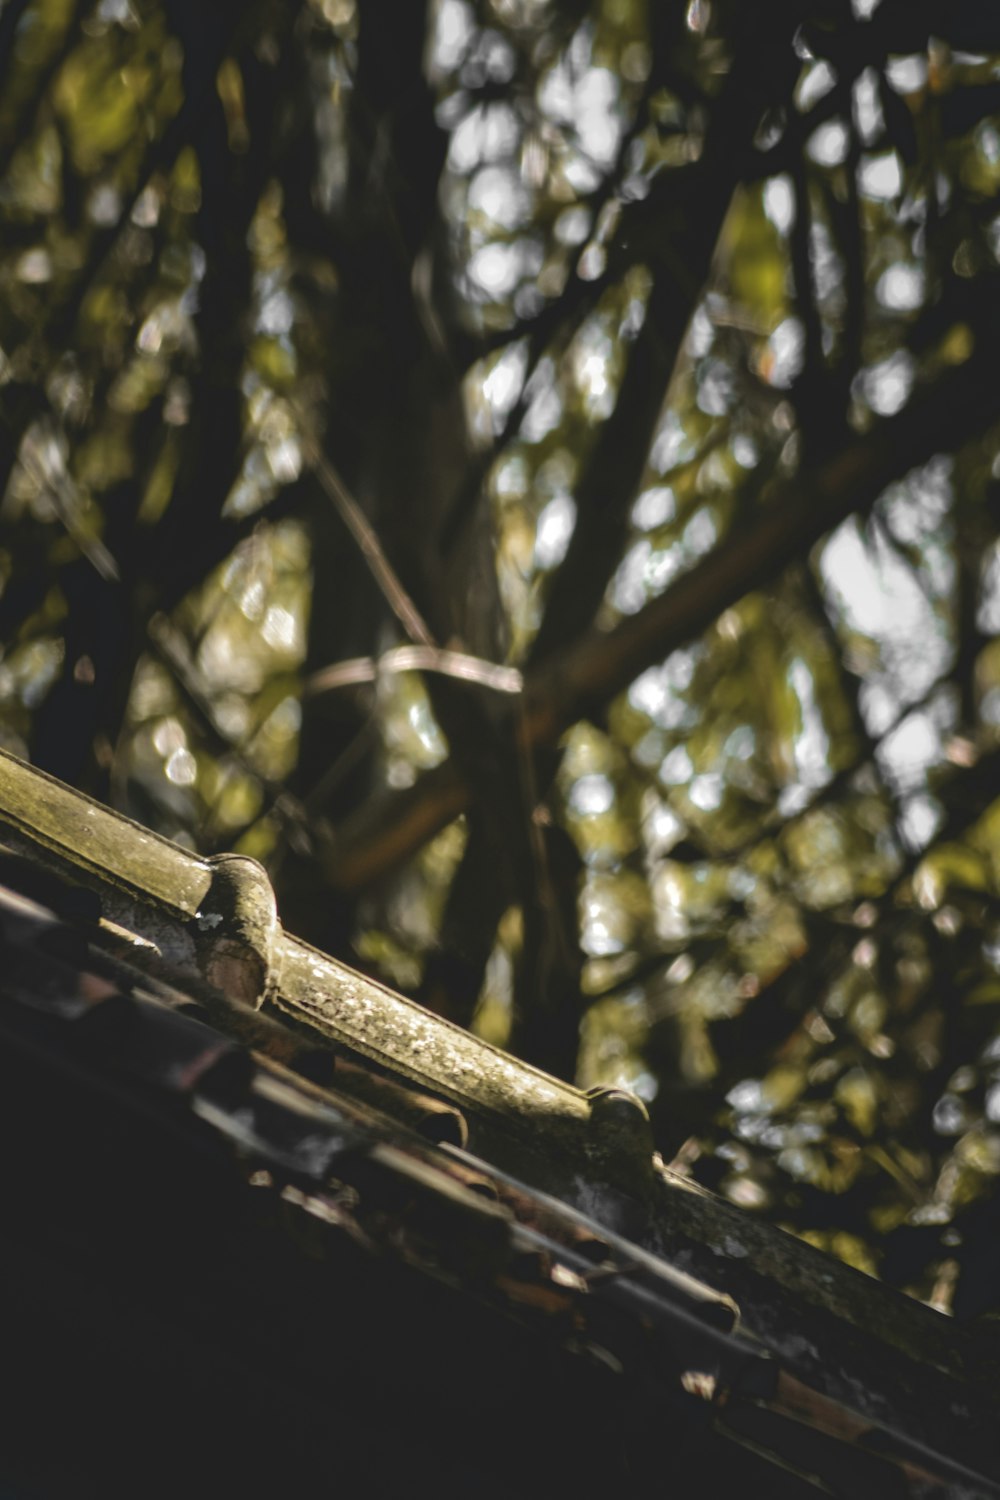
[4,0,1000,1313]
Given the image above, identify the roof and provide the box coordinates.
[0,746,998,1496]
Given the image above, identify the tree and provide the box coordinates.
[3,0,1000,1314]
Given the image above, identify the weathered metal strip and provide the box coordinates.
[274,938,588,1128]
[0,746,212,916]
[0,747,595,1149]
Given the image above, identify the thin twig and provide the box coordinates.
[299,430,437,648]
[305,646,522,696]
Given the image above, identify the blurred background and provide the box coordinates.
[3,0,1000,1315]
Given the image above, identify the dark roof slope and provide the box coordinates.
[1,749,998,1496]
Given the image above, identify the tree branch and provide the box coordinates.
[319,345,1000,895]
